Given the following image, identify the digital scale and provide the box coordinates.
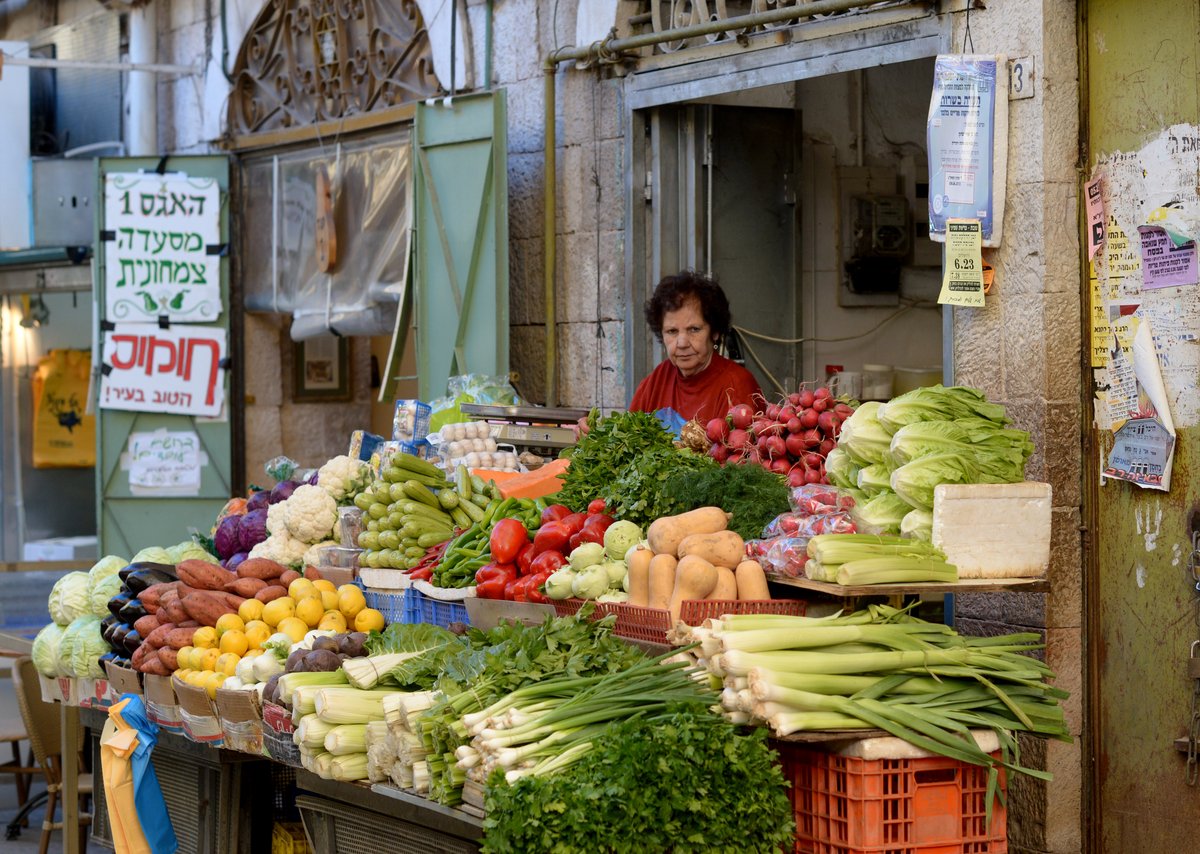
[459,403,589,454]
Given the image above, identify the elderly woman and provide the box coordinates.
[629,270,761,425]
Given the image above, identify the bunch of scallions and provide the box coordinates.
[691,605,1070,787]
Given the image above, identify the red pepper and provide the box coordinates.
[409,567,434,582]
[475,563,516,599]
[531,521,571,557]
[529,550,568,577]
[516,542,536,575]
[540,504,573,526]
[568,531,584,552]
[489,518,529,564]
[526,571,552,604]
[560,512,588,537]
[587,499,607,515]
[576,522,606,546]
[505,574,529,602]
[585,513,616,529]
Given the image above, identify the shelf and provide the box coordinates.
[770,575,1049,597]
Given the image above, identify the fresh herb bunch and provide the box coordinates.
[556,410,675,511]
[482,711,795,854]
[602,448,717,527]
[661,462,791,540]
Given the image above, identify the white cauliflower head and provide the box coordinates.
[266,502,288,536]
[248,532,309,568]
[317,455,371,502]
[282,484,338,543]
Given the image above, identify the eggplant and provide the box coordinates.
[100,615,119,645]
[99,652,120,667]
[122,629,142,657]
[108,590,134,620]
[118,598,148,624]
[111,624,132,650]
[123,565,177,594]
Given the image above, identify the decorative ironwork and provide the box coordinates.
[228,0,442,138]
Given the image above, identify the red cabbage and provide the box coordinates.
[226,552,249,574]
[214,514,242,560]
[238,508,269,552]
[246,489,270,513]
[270,480,300,504]
[307,470,320,486]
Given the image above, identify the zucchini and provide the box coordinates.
[450,507,473,529]
[402,480,441,508]
[394,452,448,481]
[402,519,452,539]
[459,498,485,523]
[417,531,454,548]
[456,465,473,500]
[470,474,488,494]
[437,489,460,510]
[470,493,491,508]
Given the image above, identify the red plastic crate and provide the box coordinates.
[679,598,807,625]
[776,741,1008,854]
[550,599,671,643]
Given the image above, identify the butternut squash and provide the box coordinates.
[626,545,654,608]
[735,560,771,601]
[707,566,738,601]
[677,531,746,569]
[669,555,718,623]
[647,554,678,612]
[646,507,731,556]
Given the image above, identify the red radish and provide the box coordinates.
[708,443,729,463]
[778,405,797,421]
[804,468,822,484]
[766,403,782,421]
[788,392,803,407]
[786,417,803,434]
[706,418,729,443]
[765,435,787,459]
[800,409,819,429]
[801,428,822,449]
[730,404,754,430]
[814,387,832,400]
[818,438,836,455]
[787,468,806,487]
[817,410,837,435]
[820,474,831,485]
[798,389,815,408]
[785,432,806,457]
[812,397,828,413]
[834,403,854,419]
[804,452,823,468]
[769,457,791,475]
[727,429,750,451]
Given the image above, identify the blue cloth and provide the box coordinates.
[118,694,178,854]
[654,407,687,438]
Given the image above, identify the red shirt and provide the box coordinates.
[629,353,762,424]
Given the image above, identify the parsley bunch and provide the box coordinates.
[556,410,675,511]
[603,448,717,528]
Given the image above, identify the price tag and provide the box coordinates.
[938,219,986,307]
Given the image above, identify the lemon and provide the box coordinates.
[244,622,271,650]
[312,579,336,593]
[178,646,195,669]
[204,671,225,699]
[337,586,366,620]
[215,613,245,638]
[295,596,325,628]
[288,578,316,600]
[276,616,309,644]
[354,608,385,633]
[320,589,340,611]
[318,610,348,632]
[262,596,296,628]
[238,599,265,624]
[219,630,249,657]
[200,648,221,672]
[215,652,240,677]
[193,626,218,650]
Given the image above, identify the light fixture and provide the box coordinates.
[19,294,50,328]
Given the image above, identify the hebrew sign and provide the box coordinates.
[99,324,227,417]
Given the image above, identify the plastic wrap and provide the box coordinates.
[788,484,857,516]
[764,511,856,539]
[429,374,520,431]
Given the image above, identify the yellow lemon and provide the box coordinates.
[200,648,221,672]
[295,596,325,628]
[244,622,271,650]
[276,616,309,644]
[192,626,218,650]
[186,647,206,671]
[205,671,225,699]
[287,578,316,600]
[312,579,336,593]
[177,646,195,669]
[219,630,249,657]
[262,596,296,628]
[318,610,348,633]
[338,587,366,620]
[215,652,240,677]
[319,589,340,611]
[354,608,385,633]
[215,613,245,638]
[238,598,265,624]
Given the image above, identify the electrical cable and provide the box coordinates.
[733,299,938,346]
[732,329,787,397]
[964,1,975,53]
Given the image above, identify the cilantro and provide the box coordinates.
[603,448,717,528]
[482,712,795,854]
[661,463,791,540]
[556,410,675,511]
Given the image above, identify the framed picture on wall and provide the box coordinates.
[293,336,350,402]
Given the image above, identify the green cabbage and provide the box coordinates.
[89,574,123,618]
[59,615,107,678]
[857,463,893,497]
[87,554,127,585]
[48,572,91,626]
[901,508,933,542]
[603,521,643,561]
[31,622,66,677]
[877,385,1008,434]
[170,541,220,565]
[824,448,859,490]
[837,402,893,466]
[131,546,173,565]
[850,492,913,536]
[889,453,980,511]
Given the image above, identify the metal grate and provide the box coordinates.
[297,794,479,854]
[152,752,208,854]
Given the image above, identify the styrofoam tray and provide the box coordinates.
[412,579,476,601]
[358,568,412,590]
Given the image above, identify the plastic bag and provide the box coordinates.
[265,456,299,482]
[761,537,811,578]
[764,511,857,539]
[788,484,856,516]
[429,374,520,432]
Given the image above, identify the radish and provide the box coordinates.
[804,468,822,484]
[730,404,754,430]
[766,403,782,421]
[801,429,822,449]
[818,438,836,455]
[800,409,819,429]
[804,452,823,468]
[769,457,791,475]
[708,443,729,463]
[785,432,806,458]
[812,397,828,413]
[787,468,806,488]
[786,417,803,434]
[817,410,837,435]
[727,429,750,451]
[798,389,815,408]
[814,387,832,400]
[787,392,803,407]
[778,405,796,421]
[765,435,787,459]
[834,403,854,419]
[706,418,729,443]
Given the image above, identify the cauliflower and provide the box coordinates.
[283,484,338,543]
[248,532,309,568]
[317,455,371,502]
[303,540,340,568]
[266,502,288,536]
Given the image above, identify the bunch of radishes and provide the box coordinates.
[704,387,855,487]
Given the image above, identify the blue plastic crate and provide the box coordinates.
[402,588,469,628]
[362,588,407,624]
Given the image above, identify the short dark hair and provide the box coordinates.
[644,270,732,344]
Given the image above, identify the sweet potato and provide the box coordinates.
[157,647,179,671]
[133,614,161,637]
[140,581,177,609]
[175,620,199,628]
[177,559,236,591]
[140,652,169,677]
[130,644,149,671]
[255,585,288,603]
[165,627,197,650]
[143,622,177,649]
[223,577,267,597]
[237,558,287,580]
[279,569,301,586]
[163,599,188,625]
[181,592,233,627]
[142,601,160,616]
[303,566,324,581]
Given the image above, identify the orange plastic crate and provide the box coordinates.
[776,742,1007,854]
[679,598,806,624]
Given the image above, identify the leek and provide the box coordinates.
[835,557,957,586]
[324,723,368,755]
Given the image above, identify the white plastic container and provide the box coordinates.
[892,366,943,395]
[861,364,894,400]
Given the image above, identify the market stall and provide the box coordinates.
[17,381,1067,854]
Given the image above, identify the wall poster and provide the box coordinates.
[99,324,227,418]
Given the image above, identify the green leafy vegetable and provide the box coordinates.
[603,448,716,526]
[850,491,913,535]
[555,411,675,511]
[889,452,981,511]
[876,384,1008,433]
[661,463,790,540]
[360,622,467,688]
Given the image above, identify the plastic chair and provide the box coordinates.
[10,657,92,854]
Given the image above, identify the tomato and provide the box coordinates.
[489,518,529,564]
[587,499,607,515]
[560,512,588,537]
[540,504,573,525]
[529,550,568,577]
[516,542,536,575]
[531,521,571,557]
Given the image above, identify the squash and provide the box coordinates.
[668,555,718,623]
[706,566,737,601]
[626,545,654,608]
[677,531,745,569]
[735,560,770,600]
[646,507,731,556]
[647,554,678,612]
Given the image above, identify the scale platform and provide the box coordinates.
[459,403,589,450]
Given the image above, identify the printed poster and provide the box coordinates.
[938,219,986,307]
[1102,313,1176,491]
[1087,263,1110,368]
[104,173,222,323]
[127,429,203,495]
[1085,177,1105,259]
[1137,225,1199,289]
[99,324,227,418]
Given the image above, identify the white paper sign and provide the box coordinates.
[99,324,227,417]
[128,430,202,494]
[104,173,223,323]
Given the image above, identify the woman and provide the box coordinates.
[629,271,762,425]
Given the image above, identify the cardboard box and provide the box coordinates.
[143,673,183,733]
[39,674,66,704]
[932,482,1052,578]
[216,688,265,756]
[78,678,116,709]
[104,661,143,696]
[172,677,225,746]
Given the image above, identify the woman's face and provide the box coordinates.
[661,298,715,378]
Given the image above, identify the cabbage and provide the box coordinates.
[48,572,91,626]
[89,574,123,618]
[856,463,893,497]
[226,552,249,574]
[270,480,300,504]
[877,385,1008,434]
[837,402,893,466]
[87,555,127,585]
[239,508,270,552]
[130,546,172,565]
[174,541,220,564]
[849,492,913,536]
[544,569,575,600]
[603,521,642,561]
[246,489,271,512]
[59,615,107,678]
[214,514,242,559]
[824,448,859,490]
[568,542,606,572]
[31,622,66,677]
[889,420,1027,482]
[571,566,609,600]
[901,508,933,542]
[889,453,980,511]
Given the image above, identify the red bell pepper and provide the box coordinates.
[489,518,529,564]
[475,563,516,599]
[516,542,536,575]
[540,504,573,526]
[528,550,568,577]
[587,499,607,515]
[526,571,552,604]
[531,522,571,557]
[409,566,434,582]
[560,512,588,537]
[507,574,532,602]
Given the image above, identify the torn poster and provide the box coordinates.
[1088,263,1110,367]
[1102,313,1176,491]
[1137,225,1199,288]
[1085,177,1105,259]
